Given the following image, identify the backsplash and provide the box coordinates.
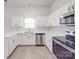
[49,26,75,36]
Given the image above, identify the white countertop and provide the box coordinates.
[4,31,25,38]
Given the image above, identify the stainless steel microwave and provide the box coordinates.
[60,11,75,25]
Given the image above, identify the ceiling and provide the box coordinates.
[4,0,55,7]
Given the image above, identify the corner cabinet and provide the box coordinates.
[8,36,18,56]
[53,40,75,59]
[4,35,18,59]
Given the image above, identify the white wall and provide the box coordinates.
[49,0,71,14]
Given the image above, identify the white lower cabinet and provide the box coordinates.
[45,33,52,53]
[8,37,15,56]
[47,39,52,53]
[17,32,35,45]
[19,36,35,45]
[48,10,61,26]
[4,36,16,59]
[19,36,28,45]
[8,35,18,57]
[5,32,35,59]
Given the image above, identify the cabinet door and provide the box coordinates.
[12,36,17,50]
[45,33,52,53]
[49,12,56,26]
[15,35,19,46]
[48,39,52,53]
[36,17,48,27]
[11,16,24,28]
[49,10,61,26]
[17,33,29,45]
[8,37,14,55]
[55,10,60,26]
[48,15,54,26]
[8,37,16,55]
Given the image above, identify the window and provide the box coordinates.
[24,18,35,29]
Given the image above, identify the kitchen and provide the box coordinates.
[4,0,75,59]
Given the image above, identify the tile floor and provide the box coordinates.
[8,46,57,59]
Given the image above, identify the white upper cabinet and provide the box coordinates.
[11,16,24,28]
[49,0,74,26]
[49,10,61,26]
[48,15,54,26]
[35,16,49,27]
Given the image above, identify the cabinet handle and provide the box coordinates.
[68,7,71,11]
[72,5,74,10]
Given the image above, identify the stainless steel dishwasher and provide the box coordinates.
[35,33,45,46]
